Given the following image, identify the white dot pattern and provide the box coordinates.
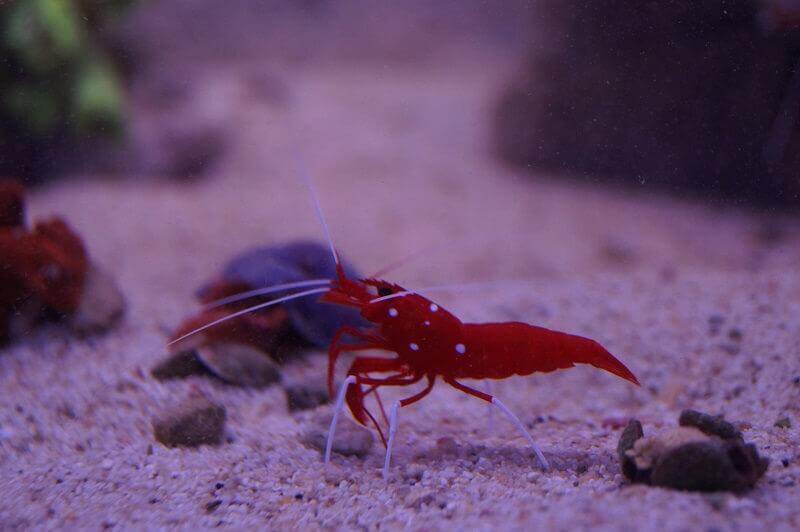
[388,308,398,317]
[409,343,419,351]
[455,343,466,355]
[430,304,438,312]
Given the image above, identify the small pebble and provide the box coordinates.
[774,417,791,429]
[196,343,281,388]
[151,351,210,381]
[284,383,329,412]
[205,500,222,514]
[153,395,226,448]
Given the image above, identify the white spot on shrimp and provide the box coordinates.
[455,343,466,355]
[423,320,430,326]
[388,308,399,317]
[429,303,438,312]
[409,343,419,351]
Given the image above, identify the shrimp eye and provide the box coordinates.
[377,286,393,297]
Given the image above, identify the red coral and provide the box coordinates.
[0,180,89,343]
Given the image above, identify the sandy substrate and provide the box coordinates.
[1,58,799,530]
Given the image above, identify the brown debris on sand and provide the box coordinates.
[619,410,769,492]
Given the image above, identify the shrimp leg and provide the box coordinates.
[383,375,436,479]
[484,379,495,433]
[346,357,409,432]
[444,377,549,470]
[326,360,420,458]
[327,326,383,394]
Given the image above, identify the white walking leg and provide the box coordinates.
[485,380,494,432]
[324,375,357,463]
[382,400,401,480]
[491,397,549,470]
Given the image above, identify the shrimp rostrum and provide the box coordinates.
[321,263,639,478]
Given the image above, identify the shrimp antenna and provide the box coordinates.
[370,279,537,303]
[292,146,340,268]
[203,278,331,310]
[168,286,330,346]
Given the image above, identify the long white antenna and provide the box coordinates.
[203,279,331,310]
[370,279,538,304]
[168,287,329,346]
[293,146,340,266]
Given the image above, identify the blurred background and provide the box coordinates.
[2,0,799,206]
[2,0,800,298]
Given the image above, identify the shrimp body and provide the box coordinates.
[321,270,638,449]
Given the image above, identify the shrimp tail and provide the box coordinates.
[460,322,639,385]
[565,334,640,385]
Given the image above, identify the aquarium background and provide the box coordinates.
[1,1,798,530]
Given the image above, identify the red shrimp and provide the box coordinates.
[320,264,639,477]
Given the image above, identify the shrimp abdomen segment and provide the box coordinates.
[455,322,639,385]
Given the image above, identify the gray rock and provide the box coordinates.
[619,411,769,492]
[285,382,329,412]
[650,439,768,492]
[153,395,226,448]
[151,351,210,381]
[195,343,281,388]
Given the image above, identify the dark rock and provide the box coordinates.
[70,264,126,335]
[679,409,742,440]
[285,382,329,412]
[651,438,768,492]
[617,419,644,482]
[727,329,743,342]
[151,351,211,381]
[205,500,222,513]
[620,411,769,492]
[650,441,740,492]
[153,395,226,448]
[774,417,792,429]
[195,343,281,388]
